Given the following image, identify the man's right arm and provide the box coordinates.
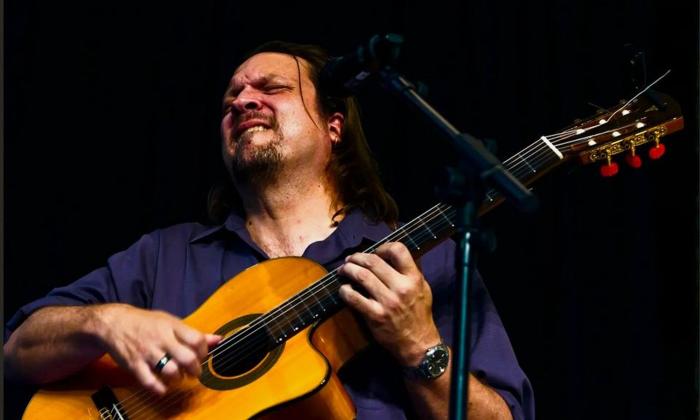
[4,304,220,395]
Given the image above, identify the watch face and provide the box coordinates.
[424,345,450,377]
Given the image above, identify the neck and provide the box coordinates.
[235,173,343,258]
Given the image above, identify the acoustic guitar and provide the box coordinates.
[21,90,684,419]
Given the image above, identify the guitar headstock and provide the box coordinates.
[481,90,684,214]
[559,91,684,176]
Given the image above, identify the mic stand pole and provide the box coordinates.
[377,67,536,420]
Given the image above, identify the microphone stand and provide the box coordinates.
[375,67,537,420]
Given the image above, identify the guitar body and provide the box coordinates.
[22,258,369,419]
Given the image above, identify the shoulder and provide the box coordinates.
[110,221,221,261]
[153,221,215,241]
[139,221,220,244]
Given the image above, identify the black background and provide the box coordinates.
[5,0,699,419]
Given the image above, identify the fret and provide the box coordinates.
[309,287,326,315]
[485,189,498,203]
[516,152,537,173]
[436,206,455,227]
[298,297,316,320]
[418,216,438,239]
[292,308,305,331]
[403,233,421,251]
[265,312,286,341]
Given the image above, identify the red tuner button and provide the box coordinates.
[600,162,620,177]
[625,154,643,168]
[648,143,666,160]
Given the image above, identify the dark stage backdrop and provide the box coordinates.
[5,1,698,419]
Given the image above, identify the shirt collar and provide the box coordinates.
[190,208,392,263]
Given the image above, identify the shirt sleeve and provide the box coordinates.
[422,240,536,420]
[5,231,160,341]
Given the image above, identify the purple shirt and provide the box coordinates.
[6,210,534,419]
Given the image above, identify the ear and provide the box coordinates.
[327,112,344,145]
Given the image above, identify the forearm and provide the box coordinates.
[4,305,112,384]
[404,359,513,420]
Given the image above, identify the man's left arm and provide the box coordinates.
[338,242,512,419]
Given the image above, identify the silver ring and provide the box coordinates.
[154,353,172,373]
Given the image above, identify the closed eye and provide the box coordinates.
[264,84,291,93]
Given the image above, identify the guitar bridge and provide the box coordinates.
[91,386,128,420]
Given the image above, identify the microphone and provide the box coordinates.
[320,34,404,96]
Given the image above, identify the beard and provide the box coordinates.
[229,130,284,186]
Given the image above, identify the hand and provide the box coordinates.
[338,242,441,366]
[94,304,221,395]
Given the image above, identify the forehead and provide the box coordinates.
[230,52,311,87]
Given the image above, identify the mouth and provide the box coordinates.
[233,120,273,141]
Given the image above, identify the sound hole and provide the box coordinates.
[201,313,284,390]
[211,326,269,377]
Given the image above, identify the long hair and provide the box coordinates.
[208,41,398,226]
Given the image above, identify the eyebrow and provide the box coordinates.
[225,73,291,97]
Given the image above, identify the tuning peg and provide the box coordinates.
[625,144,643,168]
[647,131,666,160]
[648,143,666,160]
[600,153,619,177]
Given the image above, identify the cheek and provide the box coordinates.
[220,115,236,159]
[221,113,233,138]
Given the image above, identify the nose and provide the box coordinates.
[232,87,263,113]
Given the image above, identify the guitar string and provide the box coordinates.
[502,118,629,171]
[112,123,618,418]
[122,74,675,417]
[502,85,660,168]
[112,134,600,416]
[504,121,641,181]
[112,125,605,418]
[136,111,667,417]
[502,118,647,184]
[501,109,626,166]
[123,92,649,411]
[116,203,456,418]
[605,70,671,122]
[110,105,650,418]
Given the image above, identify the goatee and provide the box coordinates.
[230,135,284,186]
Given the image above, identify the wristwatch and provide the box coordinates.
[402,343,450,380]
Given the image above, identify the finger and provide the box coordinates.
[339,260,393,303]
[338,284,385,321]
[174,325,209,361]
[374,242,418,274]
[206,334,223,348]
[165,341,202,378]
[344,252,402,290]
[158,358,183,384]
[133,360,167,396]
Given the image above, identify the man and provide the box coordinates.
[5,41,534,419]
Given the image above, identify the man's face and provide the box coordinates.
[221,52,339,184]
